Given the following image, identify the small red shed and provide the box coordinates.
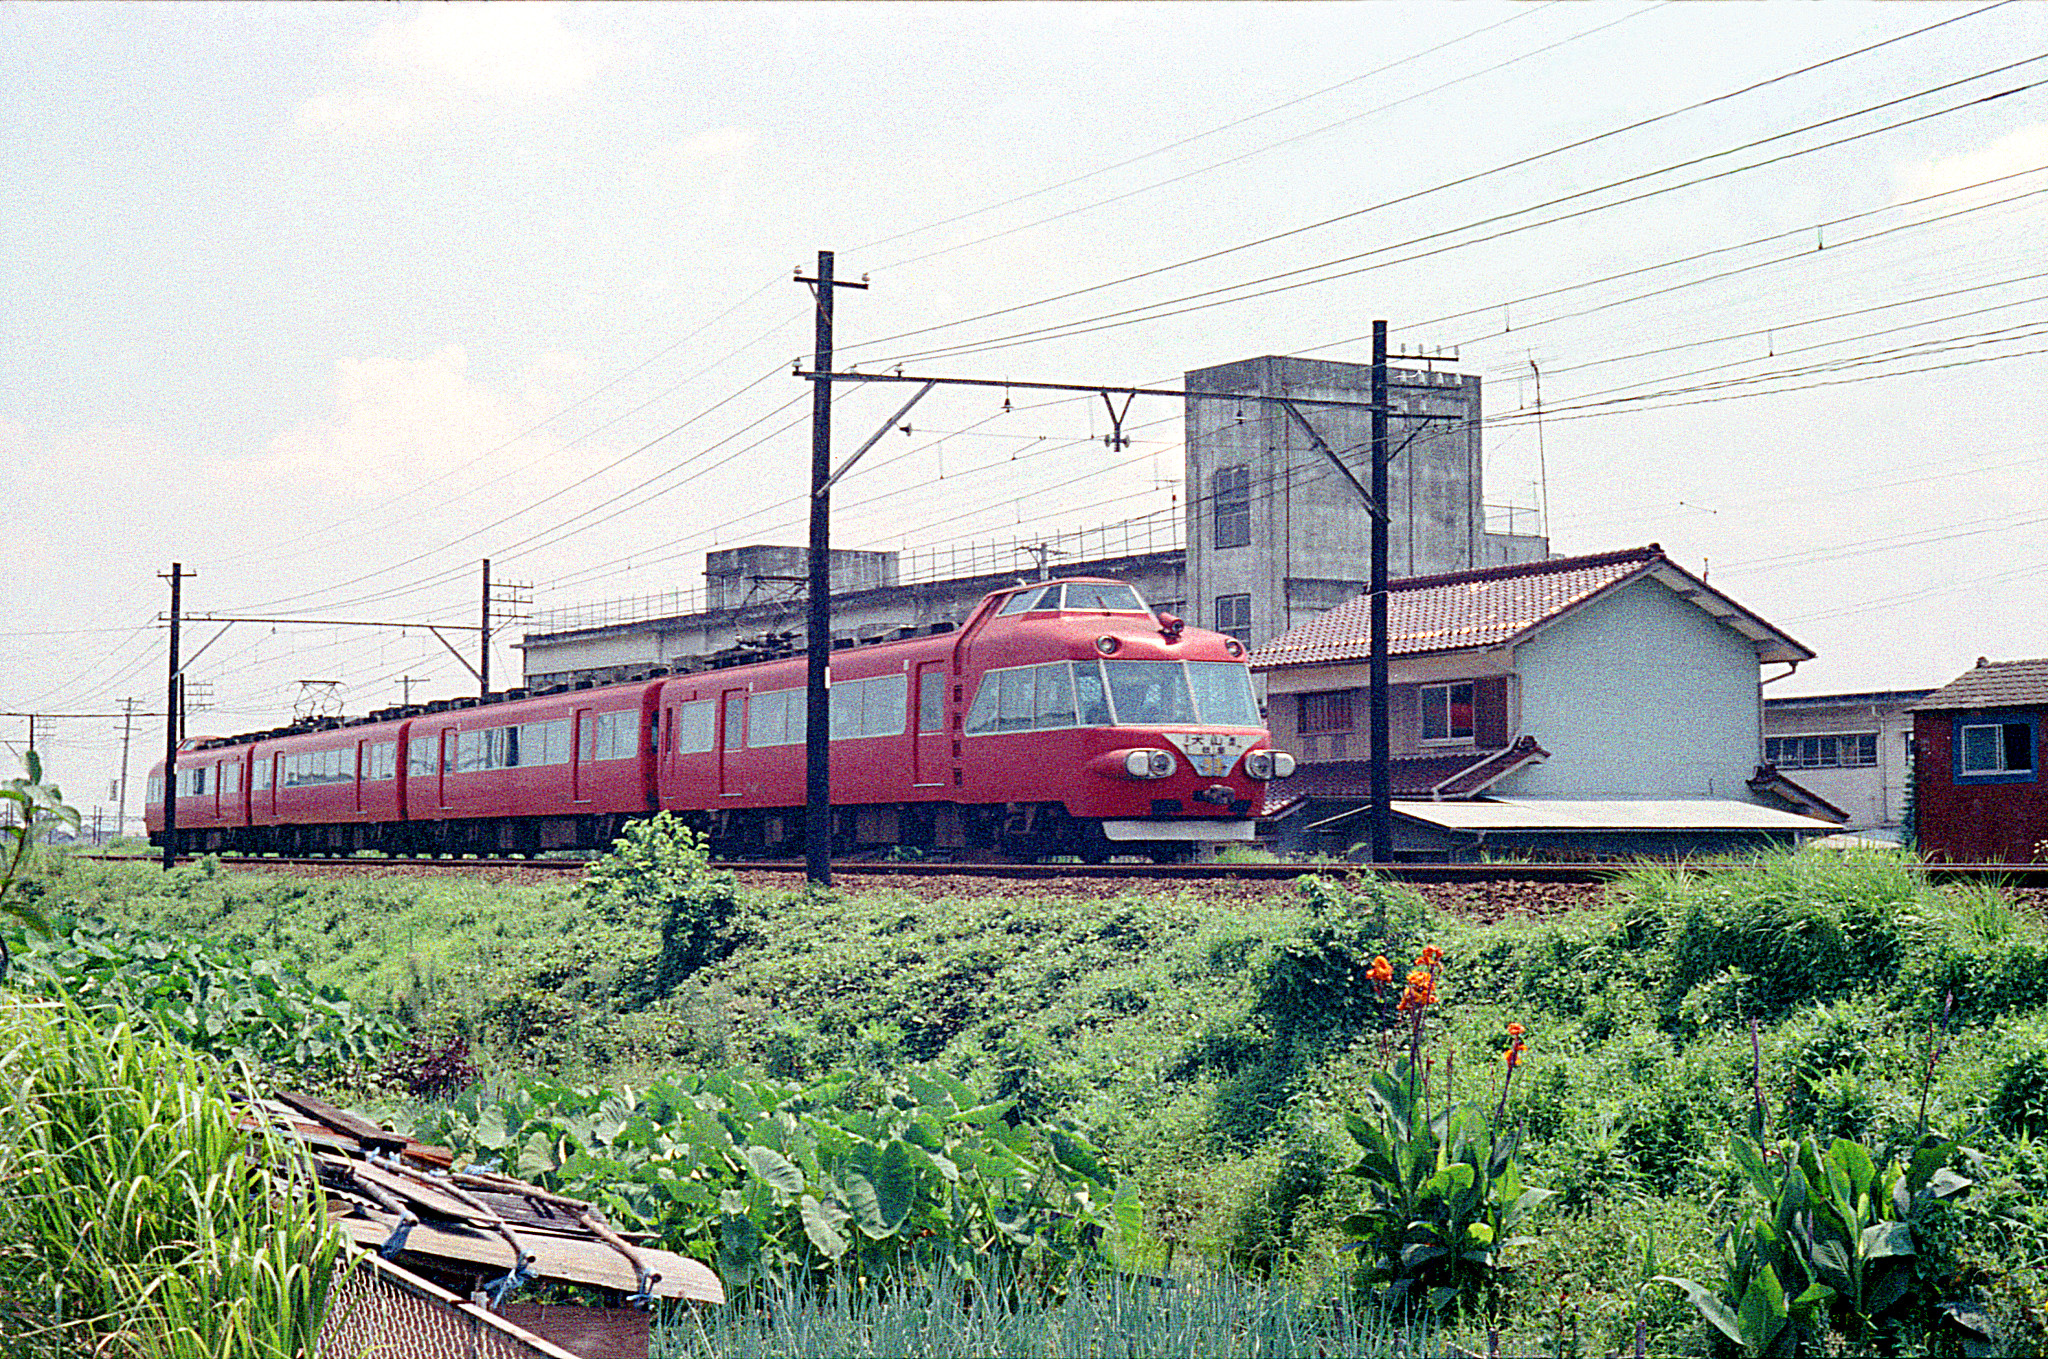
[1910,657,2048,863]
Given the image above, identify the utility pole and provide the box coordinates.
[160,562,192,870]
[480,559,492,701]
[796,249,868,888]
[116,696,136,843]
[1368,322,1392,866]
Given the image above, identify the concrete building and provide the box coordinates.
[520,355,1545,689]
[1248,544,1842,858]
[1184,355,1546,648]
[1760,690,1929,834]
[1910,657,2048,863]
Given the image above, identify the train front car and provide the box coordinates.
[954,578,1294,861]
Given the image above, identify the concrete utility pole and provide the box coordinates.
[796,249,869,889]
[480,559,492,701]
[160,562,192,870]
[1369,322,1392,866]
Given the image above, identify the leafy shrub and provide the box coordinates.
[11,916,402,1080]
[1989,1047,2048,1139]
[1660,1132,1979,1355]
[1339,1061,1552,1313]
[571,813,743,1004]
[378,1031,481,1098]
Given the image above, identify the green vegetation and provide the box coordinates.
[14,837,2048,1354]
[0,1001,342,1357]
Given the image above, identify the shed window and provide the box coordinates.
[1959,721,2035,776]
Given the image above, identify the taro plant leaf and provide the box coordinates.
[873,1138,919,1235]
[842,1169,889,1241]
[1862,1220,1915,1261]
[798,1193,851,1260]
[743,1144,805,1199]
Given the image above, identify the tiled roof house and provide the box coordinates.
[1247,545,1843,856]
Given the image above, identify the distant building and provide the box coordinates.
[1761,690,1929,834]
[1910,657,2048,863]
[1247,544,1842,859]
[1184,354,1546,649]
[521,355,1546,688]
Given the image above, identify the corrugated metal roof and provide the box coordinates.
[1248,544,1811,669]
[1392,798,1840,832]
[1908,657,2048,712]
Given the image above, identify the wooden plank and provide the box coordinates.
[276,1090,408,1152]
[334,1216,724,1304]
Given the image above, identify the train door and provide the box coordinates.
[913,661,949,787]
[719,689,746,796]
[571,707,593,803]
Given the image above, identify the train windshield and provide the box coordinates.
[967,659,1261,733]
[1187,662,1260,727]
[997,582,1149,615]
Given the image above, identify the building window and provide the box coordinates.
[1766,733,1878,769]
[1215,593,1251,644]
[1299,690,1353,734]
[1956,717,2037,781]
[1212,465,1250,549]
[1420,682,1474,742]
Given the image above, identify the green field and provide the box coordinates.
[7,831,2048,1355]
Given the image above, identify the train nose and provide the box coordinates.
[1194,784,1235,806]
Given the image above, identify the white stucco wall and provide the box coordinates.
[1492,576,1764,800]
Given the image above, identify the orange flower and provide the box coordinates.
[1507,1022,1525,1037]
[1503,1039,1526,1070]
[1417,946,1445,968]
[1367,955,1394,984]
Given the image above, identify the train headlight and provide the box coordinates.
[1272,751,1296,777]
[1225,639,1244,657]
[1095,635,1121,656]
[1245,751,1272,780]
[1124,749,1176,779]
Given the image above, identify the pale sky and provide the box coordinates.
[3,1,2043,828]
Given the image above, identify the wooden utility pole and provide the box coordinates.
[160,562,192,870]
[796,249,868,888]
[116,696,137,842]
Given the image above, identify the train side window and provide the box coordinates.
[919,671,945,733]
[723,694,745,751]
[996,667,1035,732]
[1033,663,1076,729]
[675,700,714,755]
[409,733,437,777]
[830,681,861,738]
[963,674,998,735]
[253,757,271,792]
[865,673,907,737]
[1074,662,1112,726]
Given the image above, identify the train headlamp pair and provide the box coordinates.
[1243,750,1296,780]
[1123,749,1177,779]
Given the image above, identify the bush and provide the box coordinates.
[572,813,743,1004]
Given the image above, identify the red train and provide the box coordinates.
[146,578,1296,861]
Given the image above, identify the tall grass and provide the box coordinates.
[0,997,340,1358]
[658,1264,1427,1358]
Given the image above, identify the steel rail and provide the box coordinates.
[81,853,2048,886]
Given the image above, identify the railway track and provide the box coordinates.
[78,853,2048,886]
